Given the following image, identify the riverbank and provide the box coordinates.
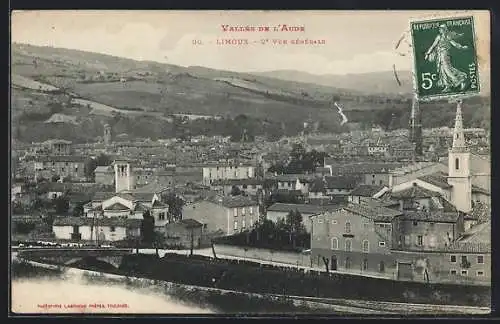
[13,254,490,315]
[12,259,358,314]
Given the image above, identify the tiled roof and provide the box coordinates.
[390,184,441,199]
[211,178,264,186]
[35,155,86,163]
[207,195,258,208]
[350,185,386,197]
[132,183,170,194]
[399,210,459,223]
[344,203,402,222]
[104,202,131,211]
[267,203,341,214]
[326,162,403,175]
[456,221,490,244]
[37,182,73,193]
[273,174,316,183]
[324,175,359,190]
[53,216,141,228]
[418,172,452,189]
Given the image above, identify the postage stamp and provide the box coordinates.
[410,16,480,101]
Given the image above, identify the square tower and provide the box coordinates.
[114,159,134,193]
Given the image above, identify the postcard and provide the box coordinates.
[10,10,491,316]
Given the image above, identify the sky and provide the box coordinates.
[11,10,490,75]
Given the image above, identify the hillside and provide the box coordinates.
[11,43,491,143]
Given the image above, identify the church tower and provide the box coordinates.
[409,95,423,156]
[114,160,133,193]
[104,124,112,146]
[447,101,472,213]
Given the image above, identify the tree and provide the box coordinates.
[84,158,98,181]
[165,194,184,222]
[53,196,69,215]
[51,174,61,182]
[95,153,112,167]
[230,185,242,196]
[140,210,156,245]
[72,203,84,217]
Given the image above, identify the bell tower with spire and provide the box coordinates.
[447,100,472,213]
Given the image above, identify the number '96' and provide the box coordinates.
[421,72,438,90]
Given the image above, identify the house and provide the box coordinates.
[266,203,341,233]
[323,161,402,187]
[391,221,490,285]
[348,185,388,204]
[163,219,204,248]
[182,195,259,235]
[52,216,141,242]
[32,155,87,181]
[273,174,316,195]
[202,162,255,186]
[210,178,264,197]
[94,165,114,185]
[324,175,360,196]
[310,202,402,274]
[36,182,73,200]
[44,139,73,156]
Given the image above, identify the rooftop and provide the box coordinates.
[35,155,86,163]
[390,184,441,200]
[206,195,258,208]
[344,203,402,222]
[417,172,452,189]
[267,203,341,214]
[399,210,459,223]
[324,175,359,190]
[350,184,386,197]
[53,216,142,228]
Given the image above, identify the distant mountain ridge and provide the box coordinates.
[251,70,414,95]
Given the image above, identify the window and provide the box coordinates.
[110,226,116,232]
[362,240,369,253]
[379,180,383,185]
[461,270,468,276]
[72,225,79,234]
[455,158,460,170]
[372,180,375,185]
[345,221,351,233]
[379,241,386,247]
[317,218,323,224]
[203,224,207,229]
[249,207,253,214]
[345,239,352,252]
[159,212,165,221]
[477,271,484,276]
[242,219,246,228]
[233,221,238,230]
[233,208,238,217]
[477,255,484,264]
[249,218,253,227]
[450,255,457,263]
[404,235,410,245]
[345,257,351,269]
[450,269,457,275]
[331,219,338,225]
[461,256,468,264]
[413,221,418,226]
[331,237,338,250]
[241,207,246,215]
[362,258,368,271]
[417,235,423,246]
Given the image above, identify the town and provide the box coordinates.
[11,97,491,288]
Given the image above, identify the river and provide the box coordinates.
[11,277,215,314]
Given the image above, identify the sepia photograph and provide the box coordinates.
[9,10,491,316]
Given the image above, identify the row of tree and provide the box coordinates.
[268,143,327,174]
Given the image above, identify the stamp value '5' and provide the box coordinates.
[410,16,480,101]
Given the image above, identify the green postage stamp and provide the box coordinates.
[410,16,480,101]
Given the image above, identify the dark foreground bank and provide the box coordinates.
[23,252,491,308]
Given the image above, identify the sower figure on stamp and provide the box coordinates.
[424,24,468,93]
